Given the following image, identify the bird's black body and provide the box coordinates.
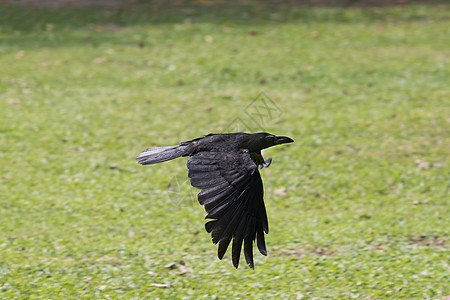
[136,132,293,269]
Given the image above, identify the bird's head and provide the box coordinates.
[245,132,294,151]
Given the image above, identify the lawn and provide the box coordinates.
[0,2,449,298]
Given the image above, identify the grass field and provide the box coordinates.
[0,2,449,298]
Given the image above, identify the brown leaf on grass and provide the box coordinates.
[7,98,21,104]
[318,193,330,200]
[431,161,445,168]
[314,247,334,256]
[249,30,258,36]
[411,236,446,247]
[359,214,372,219]
[415,159,430,169]
[204,35,213,43]
[164,262,177,269]
[274,187,287,196]
[176,265,188,275]
[92,57,104,64]
[374,244,389,252]
[278,249,302,257]
[436,238,446,246]
[415,159,444,170]
[165,261,187,275]
[83,277,93,282]
[151,283,172,288]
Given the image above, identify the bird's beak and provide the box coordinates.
[275,136,294,144]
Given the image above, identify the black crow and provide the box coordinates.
[136,132,294,269]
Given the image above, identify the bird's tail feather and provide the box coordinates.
[135,145,187,165]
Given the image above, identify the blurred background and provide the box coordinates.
[0,0,448,298]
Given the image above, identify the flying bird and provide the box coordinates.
[135,132,294,269]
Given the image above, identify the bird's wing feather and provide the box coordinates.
[187,150,268,269]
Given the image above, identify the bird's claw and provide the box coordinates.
[259,157,272,169]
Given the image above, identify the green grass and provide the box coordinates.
[0,2,449,298]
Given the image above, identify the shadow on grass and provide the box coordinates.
[1,1,449,33]
[0,1,448,52]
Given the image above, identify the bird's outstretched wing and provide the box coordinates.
[187,150,269,269]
